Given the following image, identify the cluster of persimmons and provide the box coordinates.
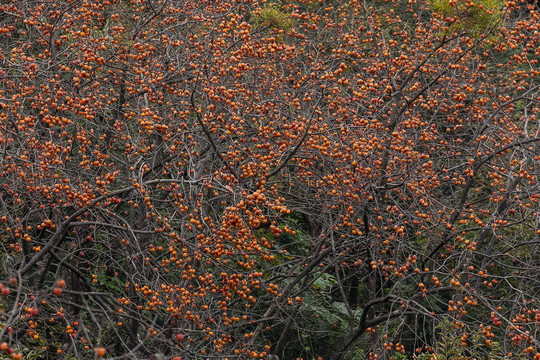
[1,0,540,358]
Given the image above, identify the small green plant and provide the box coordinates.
[428,0,504,38]
[251,3,294,31]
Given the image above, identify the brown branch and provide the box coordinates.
[268,91,324,178]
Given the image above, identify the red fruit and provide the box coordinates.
[6,347,13,355]
[2,287,10,296]
[173,357,182,360]
[30,307,39,316]
[96,348,106,357]
[0,342,7,351]
[176,333,185,342]
[57,279,66,288]
[53,287,63,296]
[9,277,16,285]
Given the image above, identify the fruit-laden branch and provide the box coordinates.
[332,285,454,360]
[268,90,324,178]
[248,246,333,347]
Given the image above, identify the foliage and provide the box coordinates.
[251,3,294,31]
[428,0,505,37]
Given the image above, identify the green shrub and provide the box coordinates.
[251,3,294,31]
[428,0,504,38]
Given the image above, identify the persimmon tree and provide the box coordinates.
[1,0,540,359]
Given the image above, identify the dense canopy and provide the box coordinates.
[1,0,540,359]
